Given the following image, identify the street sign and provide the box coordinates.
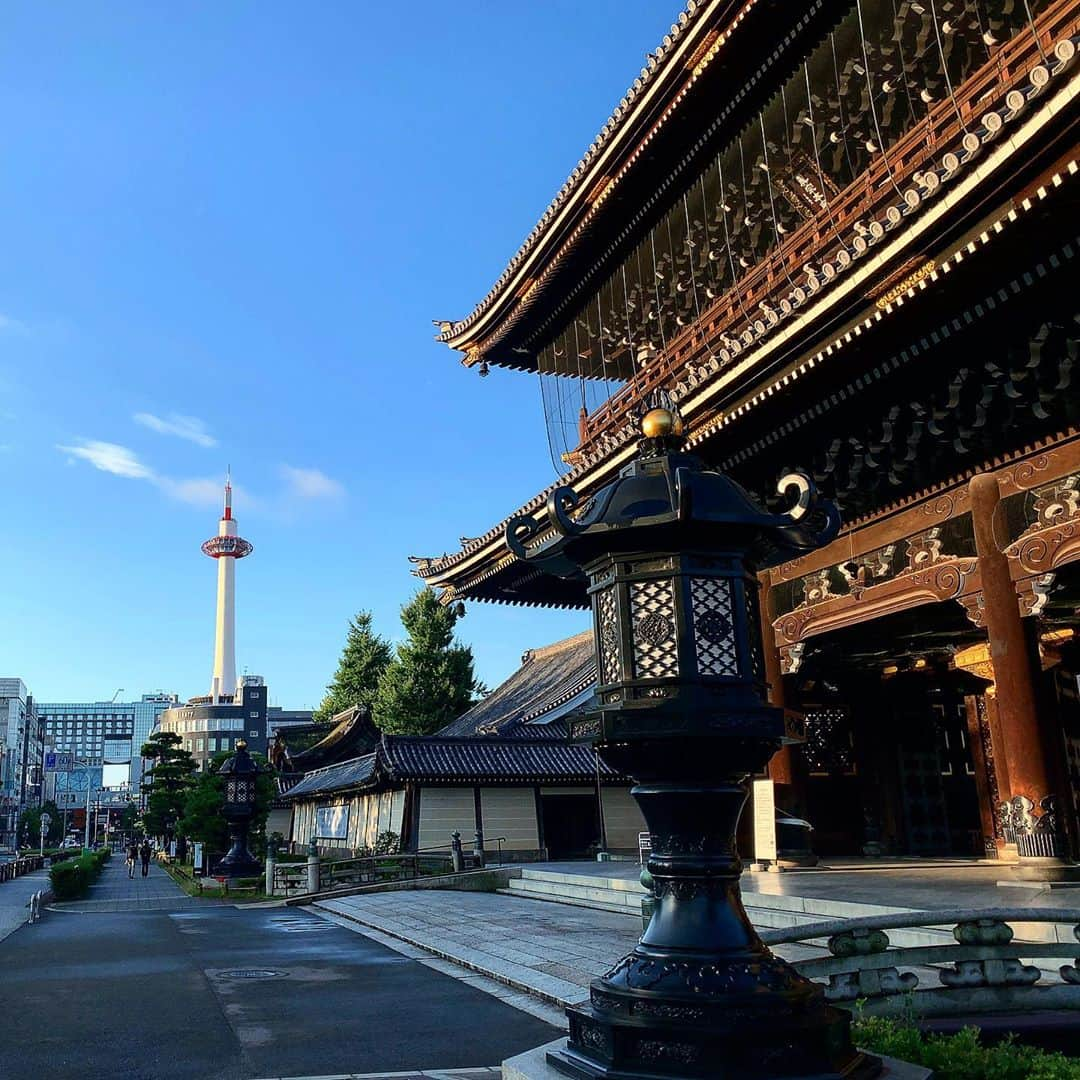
[44,752,74,773]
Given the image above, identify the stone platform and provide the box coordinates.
[502,1039,932,1080]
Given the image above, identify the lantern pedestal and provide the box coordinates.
[546,734,876,1080]
[217,820,261,878]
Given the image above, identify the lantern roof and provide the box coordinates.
[218,740,259,777]
[507,412,840,578]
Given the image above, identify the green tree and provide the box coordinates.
[373,589,483,735]
[313,611,392,723]
[176,751,275,855]
[139,732,196,839]
[18,800,63,848]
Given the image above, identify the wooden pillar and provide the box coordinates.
[760,582,808,818]
[970,474,1073,874]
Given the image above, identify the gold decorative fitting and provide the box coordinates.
[641,407,683,438]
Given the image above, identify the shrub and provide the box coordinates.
[373,830,400,855]
[48,849,111,901]
[853,1016,1080,1079]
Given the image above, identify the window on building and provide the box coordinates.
[196,738,204,752]
[207,737,217,752]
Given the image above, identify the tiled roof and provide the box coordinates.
[437,631,595,738]
[282,753,377,798]
[290,705,381,769]
[437,0,711,355]
[381,737,618,784]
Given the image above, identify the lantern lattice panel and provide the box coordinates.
[227,778,255,802]
[629,579,679,679]
[596,586,621,685]
[689,577,739,677]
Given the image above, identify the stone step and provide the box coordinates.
[510,876,642,905]
[497,888,641,917]
[519,868,646,894]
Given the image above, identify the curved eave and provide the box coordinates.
[438,0,828,368]
[413,131,1080,607]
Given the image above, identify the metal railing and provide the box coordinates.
[271,836,509,897]
[0,855,45,882]
[760,907,1080,1018]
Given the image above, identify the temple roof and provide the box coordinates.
[436,0,842,371]
[287,705,381,770]
[281,736,619,798]
[436,631,595,739]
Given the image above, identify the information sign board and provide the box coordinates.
[751,778,777,863]
[44,751,74,773]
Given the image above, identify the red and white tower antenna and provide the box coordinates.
[201,468,253,703]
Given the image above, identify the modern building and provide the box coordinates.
[38,692,180,788]
[266,707,315,738]
[411,0,1080,874]
[0,678,43,846]
[157,676,269,769]
[156,473,268,768]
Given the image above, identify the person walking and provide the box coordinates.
[126,839,139,879]
[139,838,152,878]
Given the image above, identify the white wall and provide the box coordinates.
[481,787,539,851]
[418,787,475,851]
[601,786,647,849]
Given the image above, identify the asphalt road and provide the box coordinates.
[0,902,558,1079]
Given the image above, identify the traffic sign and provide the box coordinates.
[44,752,74,772]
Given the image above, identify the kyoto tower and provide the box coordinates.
[201,470,253,703]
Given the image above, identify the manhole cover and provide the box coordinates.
[219,969,287,980]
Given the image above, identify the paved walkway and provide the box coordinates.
[0,866,49,942]
[316,890,826,1009]
[49,855,227,912]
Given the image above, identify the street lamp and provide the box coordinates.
[217,739,261,877]
[507,405,877,1079]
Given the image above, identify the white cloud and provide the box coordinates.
[134,412,217,448]
[57,440,154,479]
[58,440,339,517]
[280,465,345,499]
[0,314,29,335]
[156,476,223,507]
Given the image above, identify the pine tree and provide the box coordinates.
[373,589,483,736]
[139,731,196,839]
[313,611,392,723]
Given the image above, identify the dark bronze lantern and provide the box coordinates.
[507,406,877,1079]
[217,739,262,877]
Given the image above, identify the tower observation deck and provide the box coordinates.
[201,471,252,703]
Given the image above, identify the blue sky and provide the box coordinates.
[0,2,675,708]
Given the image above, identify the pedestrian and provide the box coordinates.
[139,839,151,878]
[126,839,139,879]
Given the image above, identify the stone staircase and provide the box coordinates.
[499,865,964,951]
[499,867,647,916]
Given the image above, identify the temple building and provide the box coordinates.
[279,635,648,859]
[407,0,1080,871]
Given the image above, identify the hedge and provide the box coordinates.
[48,848,111,901]
[853,1016,1080,1079]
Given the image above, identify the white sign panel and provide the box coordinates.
[315,804,350,841]
[751,779,777,864]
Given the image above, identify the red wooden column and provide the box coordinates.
[760,580,808,818]
[969,474,1075,876]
